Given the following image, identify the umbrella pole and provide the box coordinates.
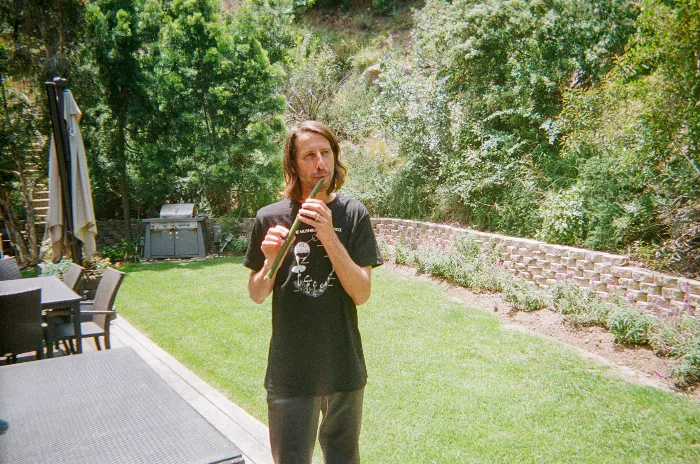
[46,77,82,263]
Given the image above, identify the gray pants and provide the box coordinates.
[267,388,364,464]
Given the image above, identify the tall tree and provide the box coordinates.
[0,0,86,265]
[86,0,148,237]
[135,0,286,217]
[0,74,42,264]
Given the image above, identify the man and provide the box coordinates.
[244,120,383,464]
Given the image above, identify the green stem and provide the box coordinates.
[264,178,325,280]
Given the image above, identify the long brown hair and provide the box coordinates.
[282,120,347,201]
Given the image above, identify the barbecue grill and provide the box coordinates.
[142,204,206,259]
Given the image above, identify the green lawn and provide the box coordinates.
[117,258,700,463]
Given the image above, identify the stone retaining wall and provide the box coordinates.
[96,220,146,249]
[371,218,699,317]
[232,218,255,236]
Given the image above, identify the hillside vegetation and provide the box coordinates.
[294,0,700,278]
[1,0,698,276]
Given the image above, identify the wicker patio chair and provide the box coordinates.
[0,288,45,363]
[46,267,125,353]
[44,263,86,330]
[62,262,85,293]
[0,256,21,281]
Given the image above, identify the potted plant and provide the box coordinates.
[39,254,111,299]
[39,258,73,279]
[81,255,111,300]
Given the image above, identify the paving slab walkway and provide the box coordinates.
[109,316,274,464]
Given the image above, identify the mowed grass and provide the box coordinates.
[117,258,700,463]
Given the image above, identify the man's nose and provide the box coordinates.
[315,153,326,169]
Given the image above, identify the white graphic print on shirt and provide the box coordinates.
[292,231,337,297]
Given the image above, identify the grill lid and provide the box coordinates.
[159,203,195,218]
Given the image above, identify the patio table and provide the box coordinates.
[0,276,83,354]
[0,347,244,464]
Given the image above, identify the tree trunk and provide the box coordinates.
[0,75,39,266]
[16,166,39,264]
[0,186,33,265]
[57,0,65,57]
[116,98,131,240]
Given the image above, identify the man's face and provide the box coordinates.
[294,131,335,199]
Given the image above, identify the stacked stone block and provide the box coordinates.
[95,220,144,249]
[372,218,699,317]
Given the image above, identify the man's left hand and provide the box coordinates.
[298,199,335,243]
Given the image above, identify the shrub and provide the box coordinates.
[502,277,548,312]
[218,214,243,237]
[375,237,392,265]
[650,316,700,358]
[387,235,547,310]
[227,235,250,255]
[340,144,390,215]
[670,346,700,389]
[99,238,141,263]
[82,255,112,276]
[413,243,452,277]
[100,245,122,263]
[607,306,655,346]
[371,0,395,16]
[466,267,506,293]
[322,72,379,143]
[370,0,638,239]
[536,186,586,245]
[284,35,343,122]
[628,240,677,274]
[551,282,613,326]
[349,46,383,72]
[647,311,700,389]
[392,241,415,266]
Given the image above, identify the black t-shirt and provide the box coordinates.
[244,194,383,396]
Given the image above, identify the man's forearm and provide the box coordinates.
[323,235,372,305]
[248,261,275,304]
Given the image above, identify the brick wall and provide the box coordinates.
[372,218,699,317]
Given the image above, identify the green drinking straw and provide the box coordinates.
[263,178,325,280]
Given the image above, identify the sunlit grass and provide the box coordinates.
[117,258,700,463]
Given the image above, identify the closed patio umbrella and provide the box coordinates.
[47,128,68,259]
[65,91,97,256]
[46,83,97,260]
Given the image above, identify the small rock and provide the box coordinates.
[362,64,382,85]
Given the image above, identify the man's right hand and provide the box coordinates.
[261,225,294,265]
[250,225,293,304]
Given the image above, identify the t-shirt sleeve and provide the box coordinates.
[348,204,383,269]
[243,213,265,271]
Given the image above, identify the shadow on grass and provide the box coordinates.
[119,256,245,274]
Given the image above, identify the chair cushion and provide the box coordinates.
[46,321,105,340]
